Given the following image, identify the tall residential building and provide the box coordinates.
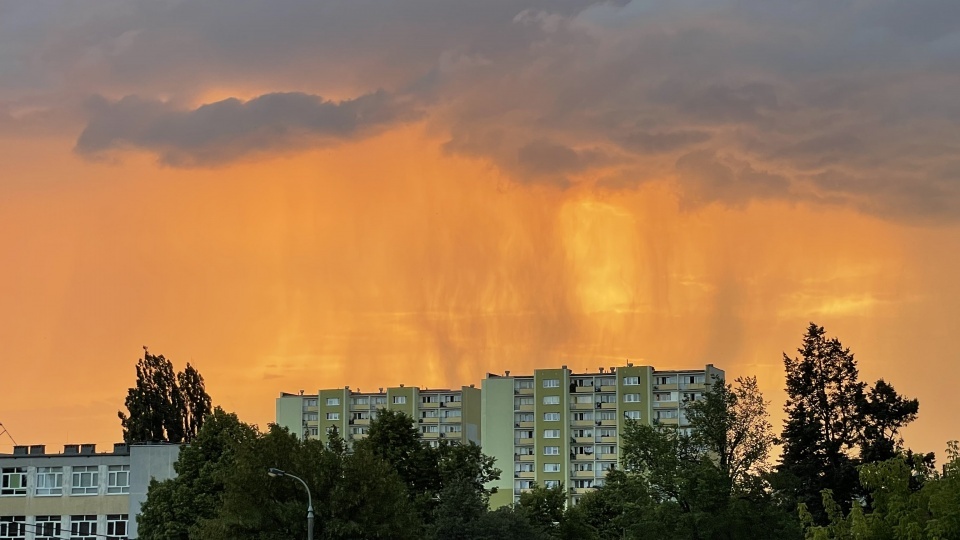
[276,385,482,447]
[0,442,180,540]
[482,363,724,508]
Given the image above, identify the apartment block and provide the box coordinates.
[482,363,723,508]
[276,384,482,448]
[0,443,180,540]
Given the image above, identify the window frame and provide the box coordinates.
[35,467,63,496]
[107,465,130,495]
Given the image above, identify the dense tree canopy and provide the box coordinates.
[119,348,212,443]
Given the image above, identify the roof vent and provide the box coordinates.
[13,445,28,456]
[599,367,604,373]
[29,445,45,455]
[64,444,80,455]
[113,443,129,455]
[80,443,96,455]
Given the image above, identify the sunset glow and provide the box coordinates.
[2,1,959,458]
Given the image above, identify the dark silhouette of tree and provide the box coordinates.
[118,348,212,443]
[859,379,919,463]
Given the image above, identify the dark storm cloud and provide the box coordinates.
[75,91,417,166]
[4,0,960,220]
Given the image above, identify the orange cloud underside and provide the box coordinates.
[1,124,957,455]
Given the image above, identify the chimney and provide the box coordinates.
[599,367,604,373]
[113,443,129,455]
[562,365,567,370]
[80,444,96,455]
[609,367,616,373]
[399,384,404,388]
[13,445,28,456]
[379,388,384,393]
[29,445,45,455]
[299,390,304,395]
[64,444,80,455]
[627,362,633,367]
[505,370,510,377]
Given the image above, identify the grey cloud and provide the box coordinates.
[75,91,418,166]
[6,0,960,221]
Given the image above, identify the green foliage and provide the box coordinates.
[119,348,212,443]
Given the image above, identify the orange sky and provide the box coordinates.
[2,1,959,459]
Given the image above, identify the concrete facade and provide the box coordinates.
[0,443,179,539]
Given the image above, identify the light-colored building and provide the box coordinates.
[0,443,179,540]
[276,385,482,448]
[482,363,724,508]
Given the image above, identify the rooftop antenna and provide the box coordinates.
[0,422,17,446]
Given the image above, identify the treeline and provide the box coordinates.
[127,324,960,539]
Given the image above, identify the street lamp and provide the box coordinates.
[267,468,314,540]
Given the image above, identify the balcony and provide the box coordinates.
[681,383,706,391]
[574,386,594,393]
[517,421,534,428]
[653,383,678,391]
[420,402,440,409]
[653,401,679,409]
[598,419,617,426]
[517,454,535,462]
[599,385,617,393]
[419,416,440,424]
[569,402,594,411]
[598,452,617,460]
[571,470,594,478]
[573,436,594,444]
[515,387,534,395]
[514,471,535,480]
[599,402,618,409]
[516,404,534,412]
[600,436,617,444]
[571,419,595,427]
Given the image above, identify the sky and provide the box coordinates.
[1,0,959,458]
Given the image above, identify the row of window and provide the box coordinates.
[514,410,641,424]
[542,376,642,388]
[312,393,457,408]
[0,514,127,540]
[0,466,129,498]
[516,461,611,473]
[419,425,463,434]
[514,479,602,490]
[515,394,643,406]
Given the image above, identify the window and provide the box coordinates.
[516,412,534,422]
[574,395,592,404]
[655,392,673,401]
[393,396,406,404]
[573,445,594,455]
[325,397,340,406]
[599,377,615,386]
[572,429,592,438]
[443,409,461,418]
[304,398,317,408]
[542,379,559,388]
[599,445,617,455]
[307,427,319,437]
[516,397,534,407]
[543,463,561,473]
[623,376,639,385]
[352,411,369,420]
[516,480,534,490]
[373,396,387,405]
[571,412,593,421]
[33,516,61,540]
[544,480,560,488]
[443,424,462,433]
[624,393,641,402]
[598,461,617,472]
[421,425,439,434]
[598,393,617,403]
[350,426,368,435]
[599,428,617,438]
[71,466,99,495]
[107,465,130,495]
[517,446,535,456]
[517,430,534,439]
[656,410,678,420]
[543,396,560,405]
[35,467,63,496]
[326,412,340,420]
[421,410,438,418]
[0,468,26,496]
[544,446,560,455]
[515,462,534,473]
[70,515,97,540]
[443,394,461,403]
[574,462,593,472]
[106,514,128,540]
[303,412,318,421]
[624,410,641,420]
[543,429,560,438]
[515,379,534,390]
[543,412,560,421]
[683,392,700,402]
[573,479,593,489]
[421,395,438,404]
[598,411,616,420]
[0,516,25,540]
[354,396,369,405]
[656,376,672,385]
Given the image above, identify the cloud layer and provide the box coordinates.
[4,0,960,220]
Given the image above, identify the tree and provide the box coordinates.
[118,348,212,443]
[777,323,867,522]
[685,376,775,494]
[137,408,258,540]
[777,324,925,524]
[517,482,566,537]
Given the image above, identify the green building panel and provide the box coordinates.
[461,385,482,444]
[386,386,417,418]
[276,394,306,438]
[534,368,569,496]
[481,376,516,507]
[318,389,349,445]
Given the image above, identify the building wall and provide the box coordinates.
[276,394,306,439]
[481,376,515,509]
[0,443,179,539]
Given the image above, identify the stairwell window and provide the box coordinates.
[623,393,641,403]
[543,463,561,473]
[544,446,559,455]
[326,412,340,420]
[393,396,406,404]
[544,429,560,438]
[542,379,560,388]
[543,396,560,405]
[543,412,560,421]
[623,376,639,385]
[624,410,641,420]
[325,397,340,406]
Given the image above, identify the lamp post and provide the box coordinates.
[268,467,314,540]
